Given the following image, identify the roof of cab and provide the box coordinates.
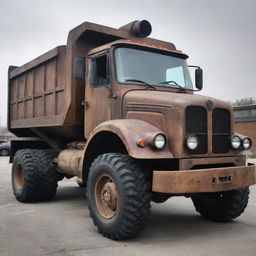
[87,39,188,59]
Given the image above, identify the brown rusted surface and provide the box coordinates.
[87,40,183,58]
[8,20,253,189]
[84,119,173,159]
[122,90,237,159]
[57,149,84,177]
[152,165,256,194]
[13,163,24,190]
[94,174,118,219]
[179,156,246,170]
[9,46,66,129]
[8,21,177,143]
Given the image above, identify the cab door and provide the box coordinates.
[84,53,112,138]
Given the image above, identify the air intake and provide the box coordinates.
[119,20,152,37]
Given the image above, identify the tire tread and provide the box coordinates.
[12,149,59,202]
[87,153,152,240]
[192,188,249,222]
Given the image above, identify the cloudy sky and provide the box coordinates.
[0,0,255,126]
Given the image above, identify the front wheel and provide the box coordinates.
[191,188,249,222]
[87,153,152,240]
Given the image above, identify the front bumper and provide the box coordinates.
[152,165,256,194]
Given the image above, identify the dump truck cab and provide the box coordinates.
[83,40,195,138]
[8,20,256,240]
[82,39,248,160]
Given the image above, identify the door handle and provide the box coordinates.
[81,101,89,109]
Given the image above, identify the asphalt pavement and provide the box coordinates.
[0,157,256,256]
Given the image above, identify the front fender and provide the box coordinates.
[86,119,173,159]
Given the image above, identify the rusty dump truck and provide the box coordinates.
[8,20,256,240]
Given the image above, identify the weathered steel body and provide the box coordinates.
[8,22,174,146]
[153,165,256,194]
[8,20,256,239]
[8,19,256,189]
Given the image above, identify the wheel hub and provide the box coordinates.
[101,182,117,210]
[14,164,24,190]
[95,174,118,219]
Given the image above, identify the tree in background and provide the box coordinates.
[231,97,256,106]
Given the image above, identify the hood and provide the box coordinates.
[123,90,232,111]
[123,90,234,158]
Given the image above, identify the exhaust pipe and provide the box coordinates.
[119,20,152,37]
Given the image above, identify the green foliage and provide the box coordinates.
[231,97,256,106]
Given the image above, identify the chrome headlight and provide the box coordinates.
[242,137,251,150]
[230,135,241,149]
[186,134,199,150]
[153,134,166,149]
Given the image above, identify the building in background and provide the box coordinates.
[234,104,256,154]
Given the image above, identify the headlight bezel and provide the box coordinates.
[230,135,242,150]
[185,134,199,151]
[242,137,252,150]
[152,133,167,150]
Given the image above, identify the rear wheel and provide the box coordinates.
[12,149,60,202]
[87,153,152,240]
[191,188,249,222]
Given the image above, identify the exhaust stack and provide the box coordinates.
[119,20,152,37]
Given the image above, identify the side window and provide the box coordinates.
[166,66,185,87]
[93,55,109,87]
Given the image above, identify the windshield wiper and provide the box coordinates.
[158,80,187,94]
[125,79,156,90]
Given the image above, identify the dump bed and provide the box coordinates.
[8,21,176,146]
[9,46,67,129]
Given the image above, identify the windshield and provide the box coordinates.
[115,47,193,90]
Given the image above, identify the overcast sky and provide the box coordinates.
[0,0,255,126]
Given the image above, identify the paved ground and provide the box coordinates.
[0,157,256,256]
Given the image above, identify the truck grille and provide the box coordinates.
[212,108,231,153]
[185,106,231,154]
[185,106,207,154]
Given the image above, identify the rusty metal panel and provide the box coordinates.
[34,66,44,95]
[122,90,239,159]
[17,75,25,99]
[24,99,33,118]
[26,71,34,97]
[127,111,167,134]
[85,119,173,159]
[45,94,55,116]
[179,156,246,170]
[17,102,24,119]
[34,97,44,117]
[11,103,17,121]
[55,91,64,115]
[8,21,180,142]
[9,46,66,129]
[45,60,56,91]
[152,165,256,194]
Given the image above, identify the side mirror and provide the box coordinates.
[195,68,203,90]
[88,61,97,86]
[188,65,203,90]
[74,57,85,80]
